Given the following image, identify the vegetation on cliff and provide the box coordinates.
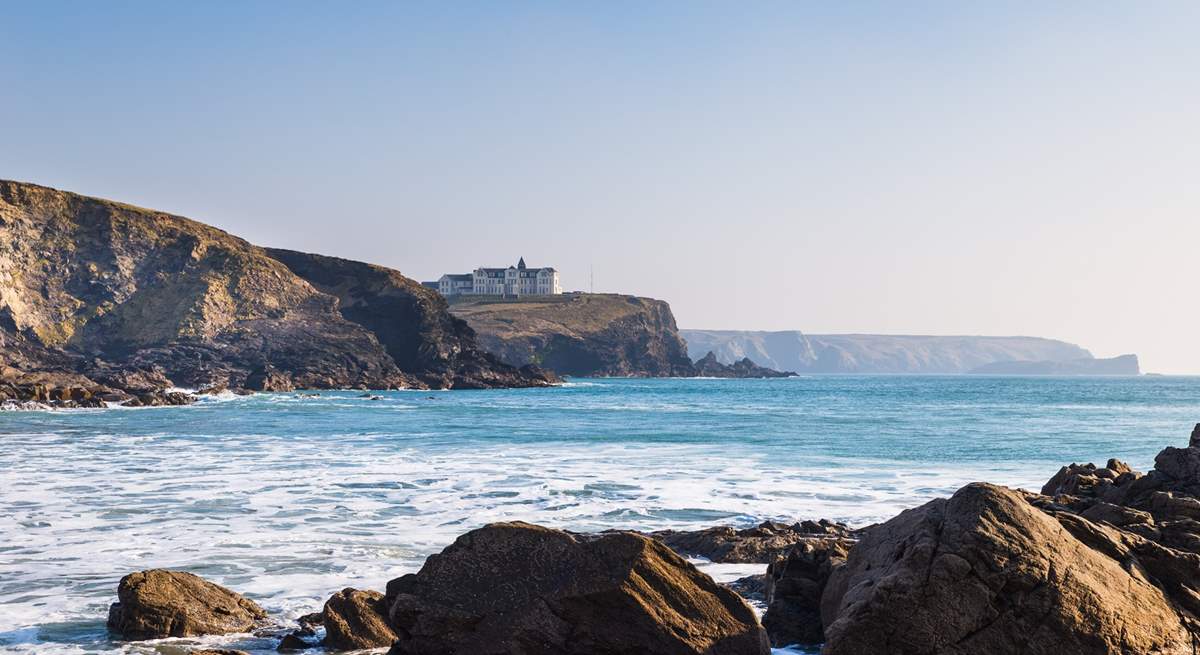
[448,294,697,377]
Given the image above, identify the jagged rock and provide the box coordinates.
[1040,458,1140,501]
[384,521,769,654]
[692,352,796,378]
[107,569,267,639]
[650,520,851,564]
[192,650,251,655]
[819,483,1195,655]
[321,588,396,650]
[761,538,852,648]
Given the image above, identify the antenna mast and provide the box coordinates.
[590,265,594,294]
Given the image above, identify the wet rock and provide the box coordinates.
[725,574,767,603]
[277,632,317,650]
[191,650,252,655]
[107,569,267,639]
[385,521,770,654]
[321,588,396,650]
[295,611,324,636]
[651,519,852,564]
[819,483,1194,655]
[761,537,852,647]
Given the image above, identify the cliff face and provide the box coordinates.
[680,330,1106,375]
[448,294,696,377]
[265,249,554,389]
[0,180,551,391]
[968,354,1139,375]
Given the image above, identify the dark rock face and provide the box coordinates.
[106,569,267,640]
[321,587,396,651]
[0,179,553,395]
[266,249,556,389]
[761,538,851,648]
[449,294,698,377]
[691,352,795,378]
[650,520,851,564]
[384,521,770,655]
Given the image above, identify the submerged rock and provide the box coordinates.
[384,521,770,654]
[321,587,396,650]
[107,569,267,640]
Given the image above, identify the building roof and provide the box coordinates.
[441,273,473,282]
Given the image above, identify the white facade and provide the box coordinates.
[438,258,561,297]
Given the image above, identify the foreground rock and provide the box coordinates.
[821,483,1194,654]
[650,520,851,564]
[753,425,1200,653]
[107,569,267,639]
[321,587,396,650]
[384,521,770,654]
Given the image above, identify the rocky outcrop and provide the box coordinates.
[384,521,770,654]
[321,587,397,651]
[819,483,1196,654]
[107,569,267,639]
[448,294,697,377]
[761,538,851,647]
[779,425,1200,654]
[650,520,851,564]
[692,352,796,378]
[0,179,551,395]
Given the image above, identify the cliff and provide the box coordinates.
[0,180,552,395]
[448,294,696,377]
[680,330,1107,375]
[967,354,1140,375]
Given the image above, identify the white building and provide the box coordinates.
[436,258,561,297]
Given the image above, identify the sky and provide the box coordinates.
[2,2,1197,373]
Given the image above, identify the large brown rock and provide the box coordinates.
[107,569,267,640]
[384,521,770,655]
[322,587,397,650]
[651,520,851,564]
[819,483,1195,655]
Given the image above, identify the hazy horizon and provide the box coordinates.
[3,3,1197,373]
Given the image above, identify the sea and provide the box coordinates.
[1,375,1198,654]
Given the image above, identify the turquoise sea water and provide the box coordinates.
[1,375,1198,653]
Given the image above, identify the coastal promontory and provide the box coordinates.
[0,179,553,400]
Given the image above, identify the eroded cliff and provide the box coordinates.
[0,180,552,396]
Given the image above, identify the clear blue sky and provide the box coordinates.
[2,2,1197,372]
